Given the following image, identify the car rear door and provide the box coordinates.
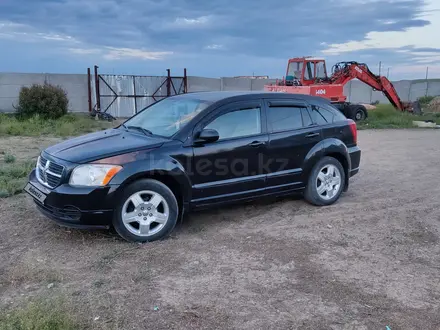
[190,99,269,205]
[263,98,322,192]
[309,103,354,146]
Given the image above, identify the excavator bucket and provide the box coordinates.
[407,101,422,114]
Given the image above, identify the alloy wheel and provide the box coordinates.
[121,190,170,237]
[316,164,342,200]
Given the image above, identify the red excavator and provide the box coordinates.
[264,57,417,121]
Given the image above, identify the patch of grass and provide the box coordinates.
[0,297,79,330]
[358,104,440,129]
[0,113,114,138]
[3,153,16,163]
[0,160,35,198]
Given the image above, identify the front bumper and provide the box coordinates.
[26,169,118,229]
[348,146,361,177]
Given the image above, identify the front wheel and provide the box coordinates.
[113,179,179,242]
[304,157,346,206]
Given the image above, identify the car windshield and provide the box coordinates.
[123,97,213,137]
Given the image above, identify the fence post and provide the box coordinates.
[183,68,188,93]
[166,69,171,97]
[94,65,101,112]
[87,68,92,113]
[132,76,137,114]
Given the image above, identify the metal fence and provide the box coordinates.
[89,66,187,117]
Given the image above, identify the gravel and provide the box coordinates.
[1,129,439,329]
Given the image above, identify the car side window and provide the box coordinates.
[301,108,313,127]
[205,107,261,140]
[267,106,307,132]
[310,105,330,125]
[321,104,346,121]
[317,106,334,122]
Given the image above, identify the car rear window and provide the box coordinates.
[310,105,329,125]
[328,106,347,122]
[310,104,346,124]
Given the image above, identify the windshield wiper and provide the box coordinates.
[125,125,153,136]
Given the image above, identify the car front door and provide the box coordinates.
[263,99,322,192]
[190,100,268,206]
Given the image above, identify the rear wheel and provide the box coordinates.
[348,104,367,121]
[304,156,346,206]
[113,179,179,242]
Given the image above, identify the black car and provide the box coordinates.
[24,91,361,242]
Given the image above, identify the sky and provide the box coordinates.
[1,0,440,80]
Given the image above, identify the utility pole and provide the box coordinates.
[379,61,382,76]
[387,67,390,79]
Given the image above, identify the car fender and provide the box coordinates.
[111,155,192,205]
[303,138,351,185]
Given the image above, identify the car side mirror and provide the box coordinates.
[195,129,219,144]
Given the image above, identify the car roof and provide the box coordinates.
[170,90,332,104]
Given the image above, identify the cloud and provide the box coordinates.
[68,46,173,61]
[0,0,438,78]
[0,20,77,43]
[174,15,211,26]
[205,44,224,50]
[103,47,173,60]
[68,48,102,55]
[322,0,440,64]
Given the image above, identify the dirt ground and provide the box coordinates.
[1,129,440,330]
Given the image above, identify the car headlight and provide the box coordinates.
[69,164,122,187]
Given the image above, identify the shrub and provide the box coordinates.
[418,95,435,106]
[3,153,15,163]
[15,83,68,119]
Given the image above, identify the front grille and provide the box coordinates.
[36,155,65,188]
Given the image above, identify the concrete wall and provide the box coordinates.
[1,72,439,115]
[187,76,221,92]
[46,74,89,113]
[0,73,88,113]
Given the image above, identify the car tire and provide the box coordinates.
[304,156,346,206]
[113,179,179,243]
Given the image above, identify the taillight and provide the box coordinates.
[348,119,357,144]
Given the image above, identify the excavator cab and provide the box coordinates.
[286,57,329,86]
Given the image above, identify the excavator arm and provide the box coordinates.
[330,62,410,111]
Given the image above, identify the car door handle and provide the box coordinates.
[305,132,320,138]
[248,140,266,147]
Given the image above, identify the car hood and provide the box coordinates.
[45,128,168,163]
